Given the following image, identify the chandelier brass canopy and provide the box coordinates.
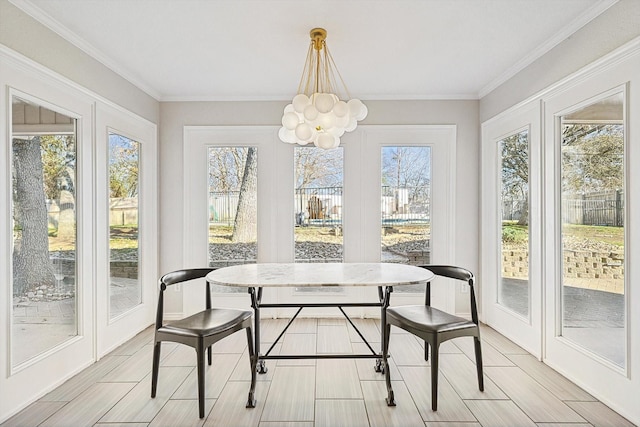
[279,28,367,149]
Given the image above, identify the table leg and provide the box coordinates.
[250,287,268,374]
[377,286,393,374]
[374,286,384,373]
[246,326,257,408]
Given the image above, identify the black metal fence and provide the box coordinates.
[209,185,431,227]
[295,186,343,226]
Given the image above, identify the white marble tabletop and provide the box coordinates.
[206,262,434,288]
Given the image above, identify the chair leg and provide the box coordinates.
[430,343,439,411]
[383,323,396,406]
[151,341,161,398]
[246,327,257,408]
[424,341,429,362]
[207,345,212,366]
[474,336,484,391]
[196,342,205,419]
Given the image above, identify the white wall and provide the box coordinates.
[0,0,159,123]
[159,100,480,315]
[480,0,640,122]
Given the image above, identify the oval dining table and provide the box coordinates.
[206,262,434,407]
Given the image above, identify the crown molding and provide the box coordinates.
[478,0,618,98]
[8,0,161,101]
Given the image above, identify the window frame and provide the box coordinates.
[182,125,457,315]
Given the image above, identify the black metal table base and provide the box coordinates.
[246,286,393,404]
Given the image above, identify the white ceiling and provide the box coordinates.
[12,0,616,102]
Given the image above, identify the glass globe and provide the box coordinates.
[303,104,319,121]
[336,114,349,128]
[356,103,368,121]
[316,132,336,149]
[292,94,310,113]
[314,93,335,114]
[333,100,348,117]
[282,112,300,130]
[295,122,313,141]
[318,112,336,130]
[345,117,357,132]
[328,126,345,137]
[278,127,296,144]
[347,99,364,117]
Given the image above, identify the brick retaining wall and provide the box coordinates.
[502,249,624,279]
[53,258,138,279]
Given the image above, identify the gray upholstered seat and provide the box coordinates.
[150,268,256,418]
[382,265,484,411]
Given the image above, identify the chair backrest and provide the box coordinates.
[418,264,479,325]
[159,268,215,290]
[155,268,217,330]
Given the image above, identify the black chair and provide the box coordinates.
[383,265,483,410]
[150,268,256,418]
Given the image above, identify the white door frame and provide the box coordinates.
[543,68,639,422]
[95,102,158,357]
[0,55,95,422]
[481,101,543,357]
[354,126,457,313]
[182,126,286,316]
[479,38,640,425]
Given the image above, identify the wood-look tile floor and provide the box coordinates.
[2,319,636,427]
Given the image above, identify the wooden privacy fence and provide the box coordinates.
[503,190,624,226]
[563,190,624,226]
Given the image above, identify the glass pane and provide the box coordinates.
[294,146,344,292]
[11,96,78,366]
[498,130,530,317]
[208,147,257,293]
[381,146,431,293]
[560,92,625,367]
[109,133,141,318]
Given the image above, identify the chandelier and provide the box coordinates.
[279,28,368,149]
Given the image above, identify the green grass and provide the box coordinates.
[562,224,624,246]
[502,222,529,244]
[502,221,624,247]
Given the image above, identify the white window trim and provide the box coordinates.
[95,102,158,358]
[480,100,543,357]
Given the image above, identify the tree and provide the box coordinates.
[12,137,56,295]
[294,146,343,189]
[109,134,139,198]
[561,124,623,194]
[381,147,431,208]
[42,135,75,201]
[231,147,257,243]
[500,131,529,225]
[41,135,77,240]
[209,147,246,193]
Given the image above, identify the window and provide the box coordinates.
[294,146,344,292]
[498,130,530,317]
[108,132,141,318]
[183,125,456,313]
[381,146,431,293]
[294,146,344,263]
[208,146,257,293]
[559,92,625,367]
[11,96,78,367]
